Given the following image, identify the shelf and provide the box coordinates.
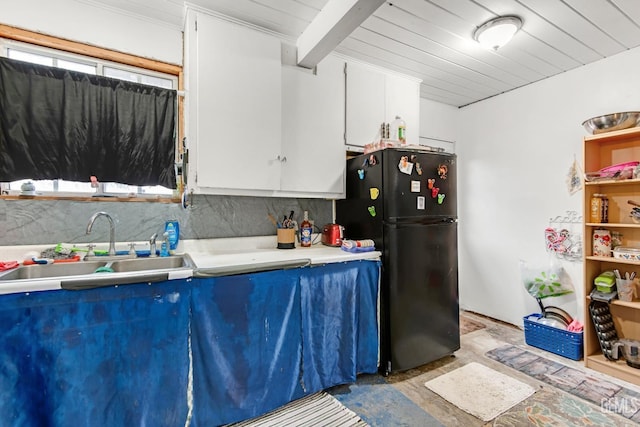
[585,255,640,265]
[585,178,640,186]
[584,126,640,142]
[586,295,640,309]
[583,125,640,386]
[585,222,640,228]
[585,353,640,386]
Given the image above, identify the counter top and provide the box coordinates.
[0,236,381,295]
[184,235,380,274]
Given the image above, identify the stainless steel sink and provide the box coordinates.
[0,261,105,280]
[0,254,195,291]
[110,256,191,272]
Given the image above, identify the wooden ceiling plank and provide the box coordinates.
[523,0,625,55]
[293,0,328,10]
[419,86,473,107]
[385,0,584,80]
[347,28,519,93]
[614,0,640,23]
[564,0,640,48]
[365,11,544,84]
[296,0,386,68]
[433,0,603,64]
[338,36,510,96]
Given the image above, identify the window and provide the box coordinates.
[0,35,181,199]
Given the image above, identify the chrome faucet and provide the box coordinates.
[149,233,158,257]
[86,211,116,256]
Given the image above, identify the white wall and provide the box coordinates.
[457,46,640,327]
[0,0,183,65]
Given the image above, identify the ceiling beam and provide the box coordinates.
[296,0,386,68]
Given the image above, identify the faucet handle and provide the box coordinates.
[128,242,136,256]
[84,244,96,260]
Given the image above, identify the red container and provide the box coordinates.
[321,224,344,247]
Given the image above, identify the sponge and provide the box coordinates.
[94,262,114,273]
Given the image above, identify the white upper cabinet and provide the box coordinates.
[345,61,386,149]
[345,61,421,149]
[385,73,420,147]
[281,54,345,196]
[187,10,282,193]
[185,9,419,198]
[186,10,346,198]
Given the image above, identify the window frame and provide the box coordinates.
[0,23,184,202]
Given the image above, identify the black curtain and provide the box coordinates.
[0,57,176,188]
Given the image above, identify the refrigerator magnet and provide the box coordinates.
[427,178,435,189]
[431,187,440,198]
[437,164,448,179]
[398,156,413,175]
[417,196,425,210]
[357,169,365,179]
[370,187,380,200]
[415,162,423,175]
[367,206,376,217]
[438,193,446,204]
[410,181,420,193]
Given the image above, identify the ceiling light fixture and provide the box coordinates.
[473,16,522,50]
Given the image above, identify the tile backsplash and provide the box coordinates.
[0,195,333,246]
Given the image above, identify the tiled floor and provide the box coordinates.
[330,311,640,426]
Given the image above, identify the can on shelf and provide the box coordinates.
[590,194,608,223]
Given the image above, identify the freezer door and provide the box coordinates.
[336,153,385,246]
[381,220,459,372]
[382,149,456,220]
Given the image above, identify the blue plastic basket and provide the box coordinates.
[523,313,583,360]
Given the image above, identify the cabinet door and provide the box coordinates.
[345,62,385,148]
[193,12,282,191]
[281,55,345,195]
[385,74,420,146]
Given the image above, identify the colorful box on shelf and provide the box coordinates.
[594,270,616,293]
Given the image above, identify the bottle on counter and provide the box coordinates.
[300,211,312,247]
[391,116,406,145]
[165,220,180,254]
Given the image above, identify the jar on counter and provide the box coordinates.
[590,194,609,223]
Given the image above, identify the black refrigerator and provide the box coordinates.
[336,148,459,375]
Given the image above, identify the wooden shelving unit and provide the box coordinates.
[583,127,640,386]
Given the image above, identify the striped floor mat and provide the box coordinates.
[227,392,369,427]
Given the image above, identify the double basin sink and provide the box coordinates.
[0,255,195,291]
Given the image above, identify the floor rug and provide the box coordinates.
[493,386,631,427]
[226,392,368,427]
[460,315,487,335]
[330,374,444,427]
[424,362,536,421]
[486,344,640,423]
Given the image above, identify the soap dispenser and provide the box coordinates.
[160,232,170,257]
